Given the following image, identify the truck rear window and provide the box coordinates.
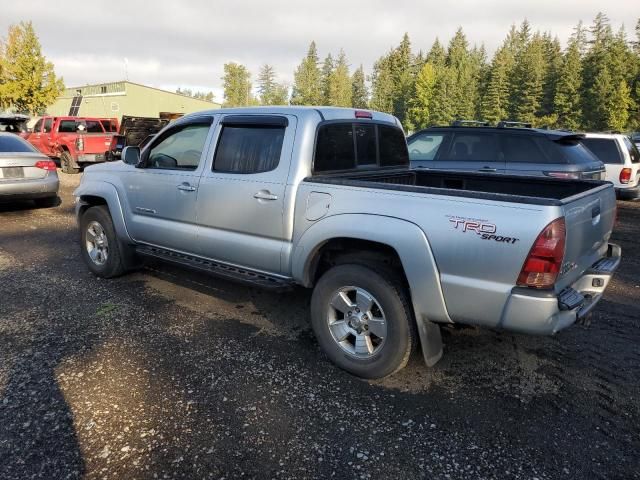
[314,122,408,173]
[581,138,623,164]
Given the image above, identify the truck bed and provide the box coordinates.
[306,169,611,206]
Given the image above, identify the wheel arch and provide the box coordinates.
[292,214,450,366]
[75,181,132,244]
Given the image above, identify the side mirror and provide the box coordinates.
[122,146,141,166]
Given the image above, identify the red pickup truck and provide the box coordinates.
[27,116,119,173]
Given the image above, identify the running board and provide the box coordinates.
[136,245,294,291]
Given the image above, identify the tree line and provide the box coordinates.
[223,13,640,132]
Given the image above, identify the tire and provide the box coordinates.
[79,206,128,278]
[60,151,80,174]
[34,196,59,208]
[310,263,416,379]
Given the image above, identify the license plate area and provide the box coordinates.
[0,167,24,179]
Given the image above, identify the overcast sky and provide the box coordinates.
[1,0,638,101]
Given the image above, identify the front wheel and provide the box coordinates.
[79,206,128,278]
[310,264,416,379]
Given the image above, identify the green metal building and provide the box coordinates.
[47,81,220,121]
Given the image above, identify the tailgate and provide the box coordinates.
[555,184,616,290]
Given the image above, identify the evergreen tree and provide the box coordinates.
[291,41,321,105]
[388,33,414,125]
[426,38,446,67]
[221,62,252,107]
[257,64,288,105]
[429,66,457,125]
[446,28,477,120]
[481,47,512,123]
[328,50,352,107]
[320,53,334,104]
[351,64,369,108]
[0,21,64,114]
[369,56,394,114]
[406,62,437,130]
[512,32,547,125]
[540,33,563,121]
[582,12,614,129]
[554,28,584,130]
[607,79,632,131]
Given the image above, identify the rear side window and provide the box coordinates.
[0,135,39,153]
[85,120,104,133]
[213,126,285,174]
[408,133,446,161]
[314,122,408,172]
[58,120,78,133]
[581,138,623,164]
[623,137,640,164]
[553,140,600,164]
[443,133,498,162]
[500,135,551,163]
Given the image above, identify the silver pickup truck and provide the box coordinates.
[74,107,621,379]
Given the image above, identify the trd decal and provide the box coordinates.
[447,215,520,244]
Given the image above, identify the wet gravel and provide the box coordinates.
[0,172,638,479]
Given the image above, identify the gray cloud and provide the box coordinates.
[1,0,637,100]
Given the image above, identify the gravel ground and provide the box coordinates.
[0,172,638,480]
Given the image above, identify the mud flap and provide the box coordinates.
[416,318,443,367]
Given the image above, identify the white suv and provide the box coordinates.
[582,133,640,200]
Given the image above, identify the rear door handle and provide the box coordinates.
[253,190,278,201]
[177,183,196,192]
[478,167,497,173]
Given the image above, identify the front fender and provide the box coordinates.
[74,180,132,244]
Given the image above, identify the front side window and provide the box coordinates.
[408,133,446,161]
[213,125,285,174]
[33,119,43,133]
[43,118,53,133]
[581,138,623,164]
[443,133,498,162]
[147,124,210,170]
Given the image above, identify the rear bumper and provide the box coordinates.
[0,174,59,201]
[77,153,107,164]
[500,243,621,335]
[616,185,640,200]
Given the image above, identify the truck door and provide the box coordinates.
[195,114,296,274]
[121,116,215,253]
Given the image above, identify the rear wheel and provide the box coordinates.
[80,206,128,278]
[310,264,416,379]
[60,151,80,174]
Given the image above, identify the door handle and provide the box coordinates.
[478,167,497,173]
[177,183,196,192]
[253,190,278,201]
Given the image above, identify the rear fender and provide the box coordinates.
[292,214,451,366]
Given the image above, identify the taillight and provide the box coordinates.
[76,137,84,151]
[517,218,566,289]
[619,168,632,184]
[355,110,373,119]
[545,171,580,179]
[35,160,57,171]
